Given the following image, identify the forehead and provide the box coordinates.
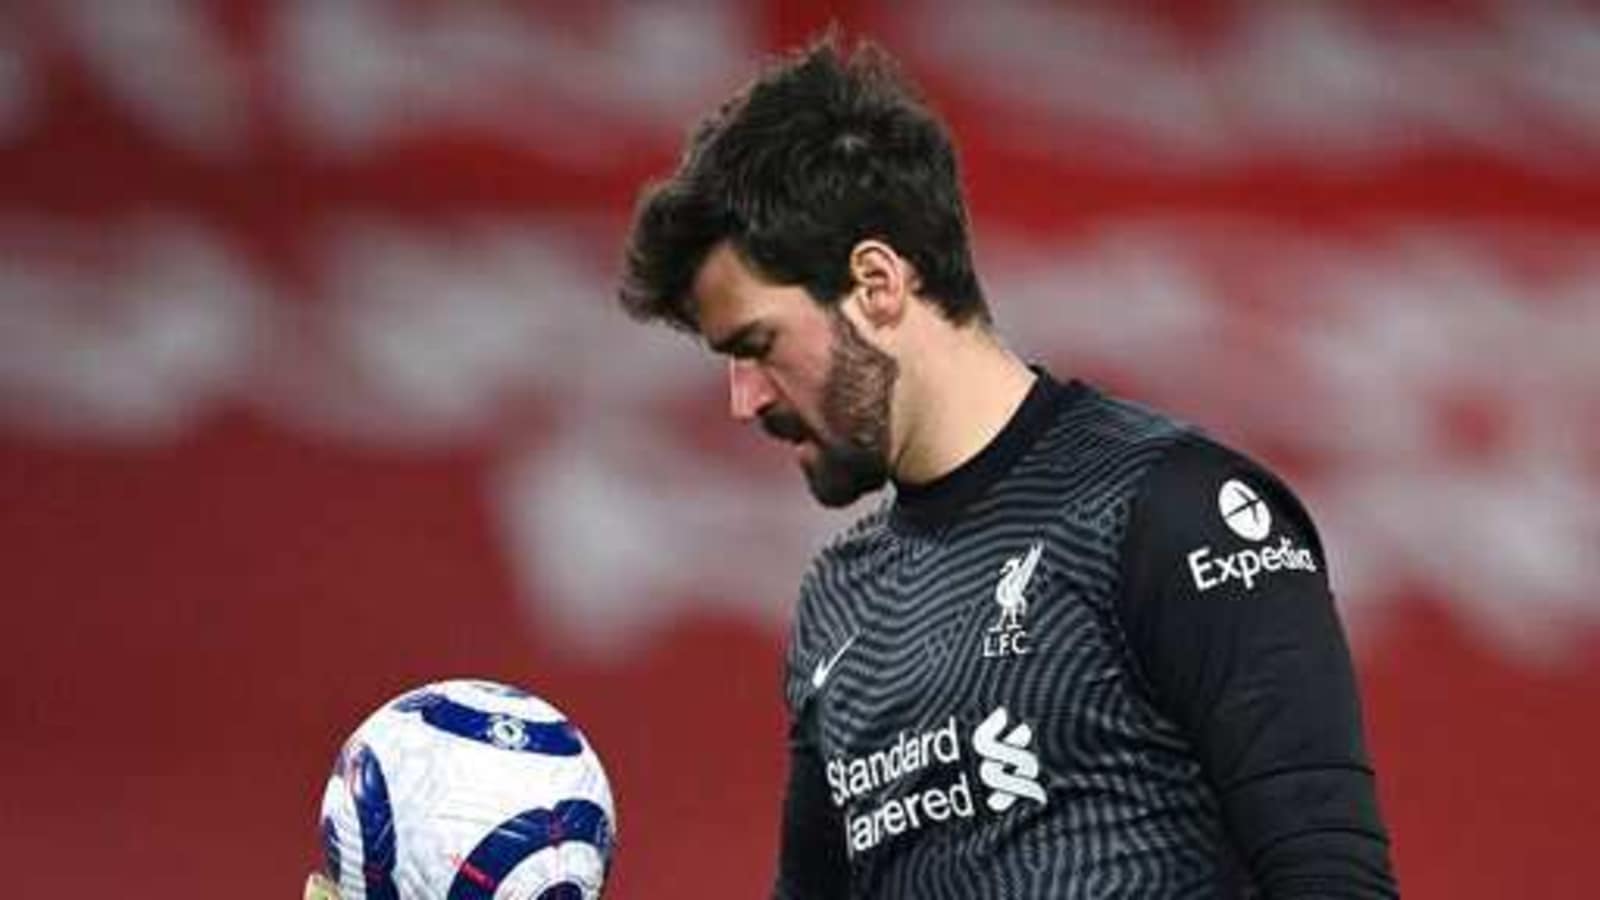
[691,242,820,344]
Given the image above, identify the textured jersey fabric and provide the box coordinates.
[773,372,1395,899]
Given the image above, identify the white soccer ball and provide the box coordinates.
[318,679,617,900]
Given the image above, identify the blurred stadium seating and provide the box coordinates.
[2,2,1596,897]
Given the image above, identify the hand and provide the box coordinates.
[304,873,342,900]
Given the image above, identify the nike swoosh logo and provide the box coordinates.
[811,632,859,689]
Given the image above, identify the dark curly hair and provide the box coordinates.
[618,35,988,332]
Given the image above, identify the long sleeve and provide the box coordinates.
[773,701,850,899]
[1117,434,1398,898]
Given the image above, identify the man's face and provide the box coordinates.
[693,243,898,507]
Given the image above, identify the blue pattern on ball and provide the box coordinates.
[320,815,342,885]
[445,799,613,900]
[390,690,583,756]
[347,743,400,900]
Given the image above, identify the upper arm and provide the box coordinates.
[1116,435,1396,896]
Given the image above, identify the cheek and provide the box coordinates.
[764,370,823,428]
[768,345,835,416]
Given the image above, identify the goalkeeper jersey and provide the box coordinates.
[773,371,1396,899]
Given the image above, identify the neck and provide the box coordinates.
[890,326,1037,486]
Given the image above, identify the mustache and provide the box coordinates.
[759,408,812,444]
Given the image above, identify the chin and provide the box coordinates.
[803,459,889,508]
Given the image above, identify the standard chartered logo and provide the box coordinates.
[972,707,1047,812]
[826,708,1047,856]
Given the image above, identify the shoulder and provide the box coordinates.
[1027,383,1326,585]
[1038,383,1321,549]
[1053,381,1193,447]
[1022,382,1198,542]
[1117,431,1328,622]
[1128,432,1324,565]
[1036,385,1192,487]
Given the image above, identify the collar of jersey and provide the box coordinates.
[889,366,1085,533]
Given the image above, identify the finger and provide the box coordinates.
[304,872,342,900]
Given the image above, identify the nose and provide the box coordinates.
[728,358,777,422]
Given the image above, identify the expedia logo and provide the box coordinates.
[1188,479,1318,592]
[1218,479,1271,541]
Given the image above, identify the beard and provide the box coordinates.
[759,311,898,508]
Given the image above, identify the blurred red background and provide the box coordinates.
[3,2,1598,898]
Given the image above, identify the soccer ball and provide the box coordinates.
[318,679,617,900]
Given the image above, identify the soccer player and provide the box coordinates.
[619,36,1398,899]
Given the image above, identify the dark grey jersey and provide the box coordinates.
[774,373,1395,899]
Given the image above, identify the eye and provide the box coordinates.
[734,333,775,361]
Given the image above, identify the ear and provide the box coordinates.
[846,239,911,329]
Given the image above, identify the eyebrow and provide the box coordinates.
[707,321,765,356]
